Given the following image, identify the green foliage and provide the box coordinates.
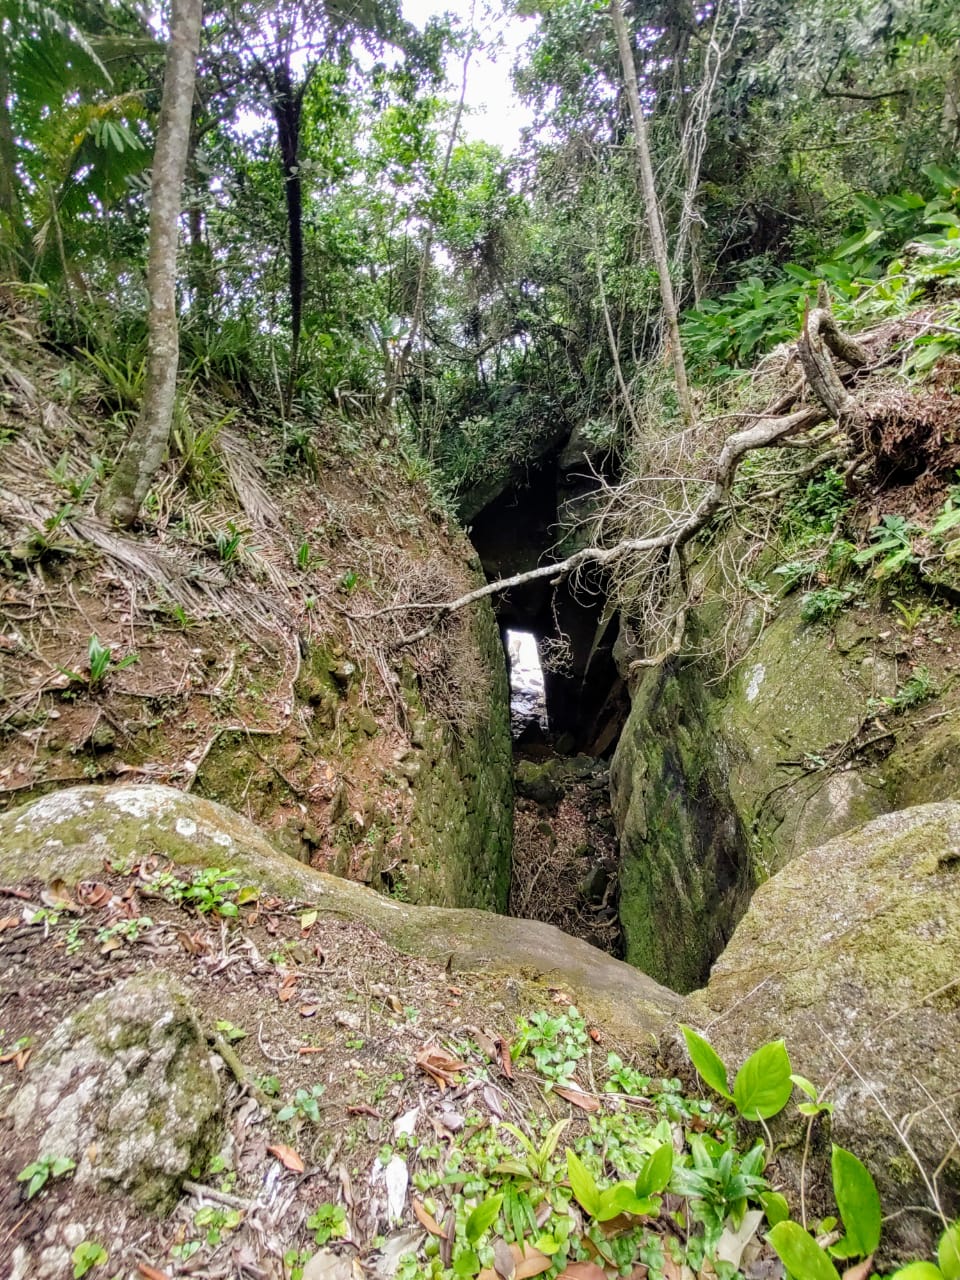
[306,1202,348,1244]
[854,515,922,579]
[17,1153,76,1198]
[871,666,938,715]
[682,1026,793,1121]
[800,587,854,624]
[277,1083,326,1124]
[71,1241,108,1278]
[149,866,245,918]
[193,1205,241,1246]
[512,1006,588,1085]
[84,633,138,686]
[831,1145,882,1260]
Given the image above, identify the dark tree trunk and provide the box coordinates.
[266,61,305,402]
[0,53,22,275]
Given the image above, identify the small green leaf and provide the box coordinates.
[566,1149,601,1217]
[681,1025,732,1100]
[790,1074,819,1101]
[760,1191,791,1227]
[830,1145,881,1259]
[734,1039,793,1120]
[636,1143,673,1197]
[767,1221,841,1280]
[940,1221,960,1280]
[465,1194,503,1245]
[453,1248,480,1276]
[890,1266,944,1279]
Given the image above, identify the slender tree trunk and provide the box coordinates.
[98,0,203,527]
[267,62,305,409]
[609,0,694,427]
[0,51,22,276]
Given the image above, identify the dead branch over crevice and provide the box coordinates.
[386,293,954,661]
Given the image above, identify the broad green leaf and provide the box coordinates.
[830,1145,881,1259]
[760,1191,791,1227]
[681,1025,732,1100]
[890,1266,944,1279]
[596,1182,659,1221]
[566,1149,600,1218]
[636,1143,673,1197]
[767,1221,841,1280]
[465,1194,502,1245]
[733,1040,793,1120]
[940,1221,960,1280]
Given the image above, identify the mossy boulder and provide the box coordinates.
[0,785,677,1044]
[9,970,221,1212]
[610,658,752,993]
[682,802,960,1261]
[719,598,892,867]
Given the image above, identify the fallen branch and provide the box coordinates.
[394,402,826,647]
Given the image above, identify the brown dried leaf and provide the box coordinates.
[412,1198,447,1237]
[77,882,113,908]
[553,1084,600,1112]
[0,916,18,931]
[493,1237,517,1280]
[137,1266,171,1280]
[440,1210,456,1268]
[494,1035,514,1080]
[299,1003,320,1018]
[415,1045,466,1092]
[278,973,298,1002]
[557,1264,608,1280]
[41,878,79,911]
[267,1143,305,1173]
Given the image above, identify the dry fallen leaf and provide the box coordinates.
[77,882,113,908]
[557,1263,608,1280]
[41,878,79,911]
[299,1003,320,1017]
[267,1143,305,1173]
[137,1266,172,1280]
[415,1045,466,1092]
[412,1198,447,1237]
[0,916,18,931]
[278,973,299,1002]
[588,1027,602,1043]
[493,1237,517,1280]
[495,1035,514,1080]
[478,1245,562,1280]
[553,1084,601,1112]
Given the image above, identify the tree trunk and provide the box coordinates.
[98,0,203,527]
[267,62,305,408]
[609,0,694,427]
[0,51,22,276]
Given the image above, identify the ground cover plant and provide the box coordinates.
[2,861,956,1279]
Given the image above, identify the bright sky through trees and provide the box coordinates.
[402,0,534,151]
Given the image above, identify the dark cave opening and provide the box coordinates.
[468,453,627,955]
[469,457,628,758]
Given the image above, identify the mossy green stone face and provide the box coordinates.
[682,802,960,1262]
[611,659,752,993]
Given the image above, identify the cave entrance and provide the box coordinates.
[466,455,629,957]
[505,629,549,741]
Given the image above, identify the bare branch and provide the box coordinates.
[394,402,826,647]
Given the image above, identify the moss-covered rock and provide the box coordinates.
[9,970,221,1213]
[682,802,960,1261]
[0,785,676,1043]
[610,657,752,993]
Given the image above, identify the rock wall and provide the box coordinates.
[612,594,960,991]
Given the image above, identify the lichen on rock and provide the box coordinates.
[10,970,221,1211]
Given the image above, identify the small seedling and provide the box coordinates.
[215,1019,248,1042]
[72,1241,108,1277]
[306,1202,348,1244]
[278,1083,326,1124]
[17,1154,77,1198]
[193,1205,242,1245]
